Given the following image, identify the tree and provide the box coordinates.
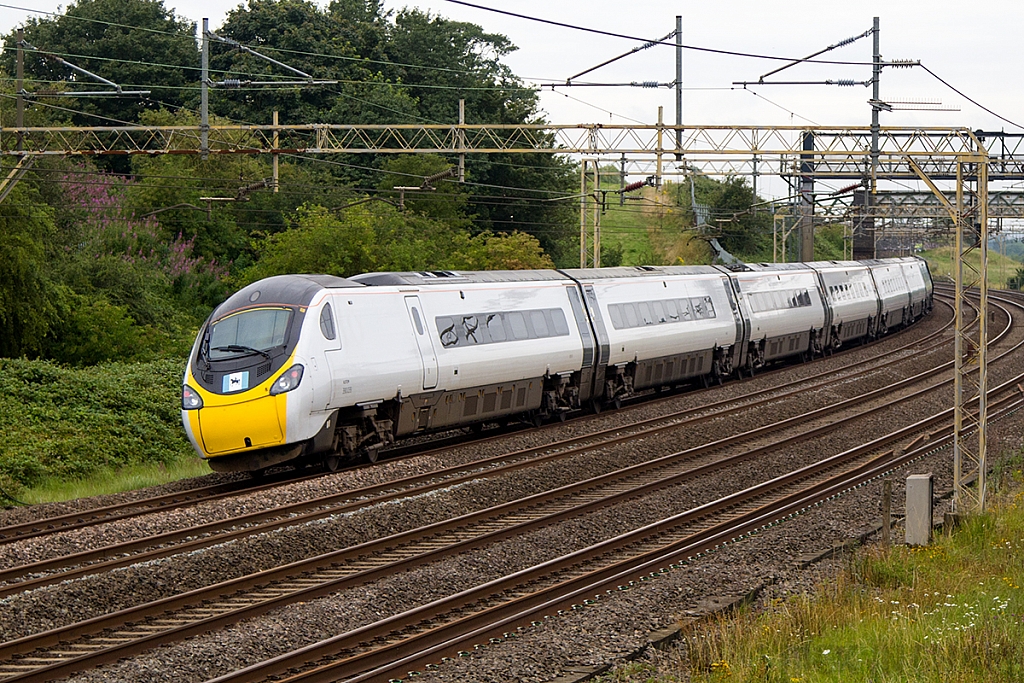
[0,183,58,358]
[238,201,553,284]
[376,155,470,223]
[1,0,198,126]
[684,175,772,260]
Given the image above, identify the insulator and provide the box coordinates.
[221,79,241,88]
[835,79,856,87]
[641,81,659,88]
[889,59,917,68]
[835,35,858,48]
[623,180,644,193]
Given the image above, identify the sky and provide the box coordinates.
[2,0,1021,131]
[2,0,1022,198]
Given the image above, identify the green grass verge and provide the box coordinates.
[598,464,1024,683]
[920,247,1021,290]
[0,357,202,505]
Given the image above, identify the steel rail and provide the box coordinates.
[0,298,1000,683]
[0,300,955,594]
[208,386,1024,683]
[0,476,295,544]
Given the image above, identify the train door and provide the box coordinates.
[404,296,438,390]
[318,300,342,409]
[581,285,611,399]
[566,285,597,402]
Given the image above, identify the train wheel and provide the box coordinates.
[590,398,603,415]
[324,454,342,473]
[558,411,568,422]
[365,447,380,464]
[613,396,622,410]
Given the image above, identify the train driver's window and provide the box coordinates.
[319,303,336,340]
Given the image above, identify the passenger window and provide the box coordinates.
[608,304,624,329]
[486,314,506,341]
[652,300,667,323]
[411,307,425,335]
[704,297,715,318]
[624,304,639,328]
[638,302,653,325]
[508,311,529,339]
[665,299,679,320]
[462,315,480,343]
[531,310,549,337]
[551,309,570,335]
[437,316,457,347]
[319,303,336,340]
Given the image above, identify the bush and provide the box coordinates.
[0,358,194,491]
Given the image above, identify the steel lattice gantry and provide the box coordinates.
[0,121,998,511]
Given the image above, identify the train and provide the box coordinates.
[181,256,933,473]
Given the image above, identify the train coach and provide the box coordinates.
[181,257,932,473]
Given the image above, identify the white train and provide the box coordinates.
[181,257,932,473]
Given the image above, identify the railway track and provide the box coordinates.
[0,299,958,595]
[0,292,1017,682]
[202,384,1024,683]
[0,291,955,550]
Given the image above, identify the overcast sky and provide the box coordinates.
[3,0,1022,202]
[3,0,1020,131]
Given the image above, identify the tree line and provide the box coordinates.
[0,0,582,365]
[0,0,776,367]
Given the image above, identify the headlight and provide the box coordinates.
[182,385,203,410]
[270,364,304,395]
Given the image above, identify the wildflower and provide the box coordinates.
[822,649,831,655]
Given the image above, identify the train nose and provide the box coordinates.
[198,397,285,454]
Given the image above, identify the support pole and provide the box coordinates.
[16,29,24,152]
[656,106,664,188]
[593,162,601,268]
[868,16,880,257]
[952,157,989,514]
[799,131,815,261]
[201,18,210,159]
[905,151,988,513]
[675,15,682,161]
[580,160,588,268]
[272,110,279,193]
[458,99,466,183]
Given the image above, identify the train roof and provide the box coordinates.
[214,274,362,319]
[804,260,870,271]
[563,265,722,279]
[350,269,572,286]
[730,262,817,273]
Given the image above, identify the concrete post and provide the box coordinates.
[905,473,934,546]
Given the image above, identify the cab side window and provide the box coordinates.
[319,303,337,340]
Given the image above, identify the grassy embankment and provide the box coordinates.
[599,460,1024,683]
[595,181,712,267]
[0,358,206,505]
[920,246,1021,290]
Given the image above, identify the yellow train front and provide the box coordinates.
[181,274,349,473]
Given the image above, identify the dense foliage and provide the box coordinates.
[0,358,192,494]
[0,0,583,369]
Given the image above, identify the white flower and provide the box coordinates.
[822,649,831,655]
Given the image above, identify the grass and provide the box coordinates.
[12,454,211,505]
[597,459,1024,683]
[596,181,714,267]
[920,246,1021,290]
